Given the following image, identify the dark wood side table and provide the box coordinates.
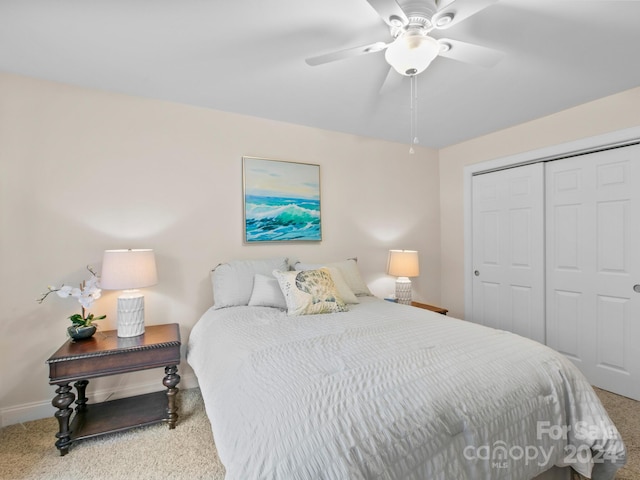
[411,301,448,315]
[46,323,181,456]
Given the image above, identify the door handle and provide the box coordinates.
[474,270,480,277]
[634,284,640,293]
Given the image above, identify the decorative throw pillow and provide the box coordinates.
[248,273,287,309]
[273,268,348,316]
[212,257,288,309]
[295,258,371,296]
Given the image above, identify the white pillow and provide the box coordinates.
[330,259,372,296]
[212,257,288,309]
[248,273,287,309]
[294,262,322,271]
[295,258,371,296]
[323,267,359,304]
[273,268,348,316]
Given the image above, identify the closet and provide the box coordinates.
[470,144,640,400]
[471,163,545,343]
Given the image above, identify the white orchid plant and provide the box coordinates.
[37,266,106,327]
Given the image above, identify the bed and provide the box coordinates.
[187,258,626,480]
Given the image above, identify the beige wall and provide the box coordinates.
[0,72,441,424]
[439,86,640,319]
[3,70,639,425]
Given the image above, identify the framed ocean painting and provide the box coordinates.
[243,156,322,243]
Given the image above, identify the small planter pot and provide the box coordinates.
[67,325,97,341]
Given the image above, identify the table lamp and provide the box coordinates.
[387,249,419,305]
[101,249,158,337]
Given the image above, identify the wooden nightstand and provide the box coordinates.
[46,323,181,456]
[410,301,448,315]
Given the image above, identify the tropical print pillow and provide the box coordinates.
[273,268,348,316]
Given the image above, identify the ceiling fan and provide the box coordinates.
[305,0,503,77]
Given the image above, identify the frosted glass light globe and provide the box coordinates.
[385,33,439,76]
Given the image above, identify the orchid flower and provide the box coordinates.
[37,265,106,326]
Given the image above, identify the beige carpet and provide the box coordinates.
[0,388,225,480]
[0,387,637,480]
[593,387,640,480]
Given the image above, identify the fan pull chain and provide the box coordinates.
[409,74,419,154]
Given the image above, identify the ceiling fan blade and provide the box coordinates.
[305,41,389,66]
[378,66,404,96]
[431,0,498,30]
[437,38,503,67]
[365,0,409,27]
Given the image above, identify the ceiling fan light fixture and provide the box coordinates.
[384,32,439,76]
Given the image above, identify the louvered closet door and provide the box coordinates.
[546,147,640,400]
[471,163,545,343]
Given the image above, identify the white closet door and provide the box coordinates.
[471,163,545,343]
[546,146,640,400]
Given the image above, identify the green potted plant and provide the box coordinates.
[38,266,106,340]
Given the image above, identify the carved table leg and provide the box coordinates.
[74,379,89,413]
[163,365,180,429]
[52,383,75,456]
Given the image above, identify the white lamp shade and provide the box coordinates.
[385,33,439,76]
[387,250,420,277]
[101,249,158,290]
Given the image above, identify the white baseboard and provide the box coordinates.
[1,399,55,428]
[0,373,199,428]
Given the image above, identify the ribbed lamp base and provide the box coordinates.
[395,277,412,305]
[117,293,146,338]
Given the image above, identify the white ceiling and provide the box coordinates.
[1,0,640,148]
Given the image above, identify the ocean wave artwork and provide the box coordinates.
[243,157,321,242]
[245,195,321,241]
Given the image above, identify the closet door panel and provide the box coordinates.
[509,285,533,338]
[551,289,582,362]
[471,163,545,343]
[546,145,640,400]
[597,201,627,273]
[596,294,627,372]
[553,204,581,271]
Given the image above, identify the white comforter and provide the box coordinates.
[187,297,625,480]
